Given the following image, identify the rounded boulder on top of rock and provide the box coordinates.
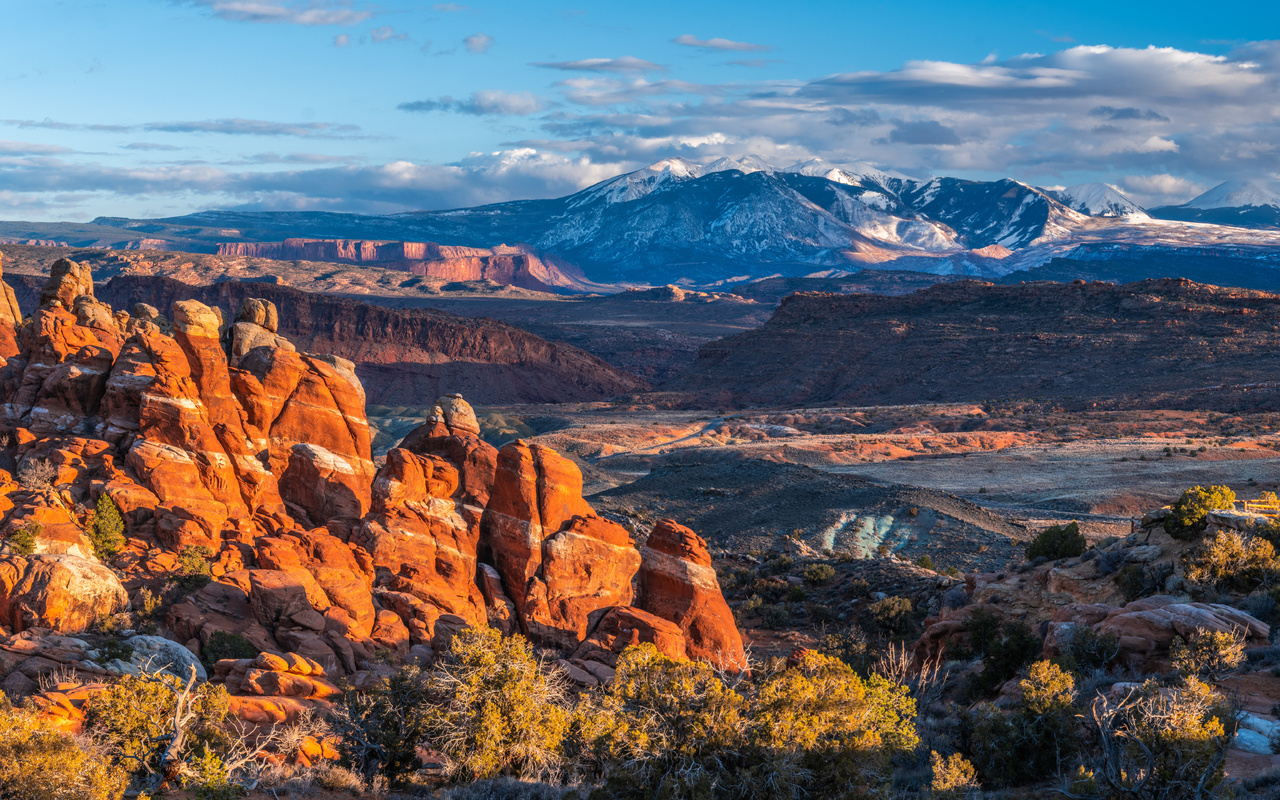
[638,519,746,671]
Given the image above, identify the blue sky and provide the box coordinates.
[2,0,1278,219]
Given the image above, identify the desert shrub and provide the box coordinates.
[1025,521,1086,561]
[930,750,978,796]
[915,555,934,570]
[763,554,794,576]
[16,457,57,491]
[1081,678,1235,799]
[83,670,230,780]
[1165,485,1236,541]
[426,626,570,783]
[581,645,917,798]
[90,494,126,561]
[760,604,792,630]
[1183,531,1278,593]
[444,778,571,800]
[0,691,128,800]
[968,620,1041,698]
[869,595,915,637]
[175,545,215,591]
[1056,624,1120,674]
[1170,628,1247,680]
[6,519,39,555]
[802,563,835,585]
[819,626,871,674]
[97,639,135,664]
[786,585,807,602]
[332,663,432,787]
[750,578,789,603]
[962,661,1078,786]
[963,606,1003,656]
[844,578,871,598]
[1116,562,1174,602]
[201,631,258,668]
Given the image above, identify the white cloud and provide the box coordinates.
[534,56,665,73]
[187,1,374,26]
[464,32,494,54]
[399,90,544,116]
[333,33,350,46]
[371,26,407,42]
[1119,174,1207,207]
[672,34,772,52]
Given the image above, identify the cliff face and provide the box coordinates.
[215,239,585,293]
[6,274,647,406]
[0,257,744,686]
[671,278,1280,409]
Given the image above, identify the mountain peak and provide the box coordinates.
[1054,183,1148,218]
[1183,180,1280,210]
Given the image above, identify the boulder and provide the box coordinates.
[123,635,207,681]
[638,519,746,671]
[1094,596,1269,669]
[0,555,128,633]
[570,606,688,667]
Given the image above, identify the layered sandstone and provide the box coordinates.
[0,258,744,690]
[214,239,581,293]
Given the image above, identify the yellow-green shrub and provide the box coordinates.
[1165,486,1236,541]
[931,750,978,796]
[0,691,127,800]
[426,625,570,783]
[83,672,229,778]
[1183,531,1277,592]
[1170,628,1246,680]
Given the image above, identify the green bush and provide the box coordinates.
[963,661,1078,786]
[915,555,934,570]
[1165,485,1236,541]
[426,626,570,783]
[90,494,126,562]
[1183,531,1277,593]
[760,604,792,630]
[175,545,215,591]
[968,620,1041,698]
[819,627,871,674]
[1025,522,1086,561]
[582,646,918,798]
[333,664,432,787]
[1170,628,1246,680]
[930,751,978,797]
[201,631,258,668]
[869,596,915,637]
[83,671,230,779]
[1056,624,1119,674]
[0,692,127,800]
[964,607,1003,656]
[6,520,39,556]
[802,563,836,585]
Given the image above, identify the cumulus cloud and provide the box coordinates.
[534,56,665,73]
[672,34,772,52]
[464,32,494,54]
[186,0,373,25]
[333,33,350,46]
[1119,174,1208,207]
[399,90,544,116]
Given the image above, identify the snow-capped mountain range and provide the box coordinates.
[15,156,1280,287]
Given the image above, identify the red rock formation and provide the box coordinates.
[638,519,746,671]
[480,440,594,618]
[0,257,743,691]
[0,555,129,633]
[214,239,583,293]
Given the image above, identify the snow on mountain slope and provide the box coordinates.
[1053,184,1149,218]
[1184,180,1280,210]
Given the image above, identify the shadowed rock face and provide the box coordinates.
[0,259,743,678]
[672,278,1280,410]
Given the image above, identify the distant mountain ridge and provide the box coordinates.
[4,157,1280,287]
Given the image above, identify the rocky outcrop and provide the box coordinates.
[0,555,129,633]
[1093,596,1269,669]
[91,275,648,406]
[639,519,746,671]
[0,259,743,694]
[214,239,583,293]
